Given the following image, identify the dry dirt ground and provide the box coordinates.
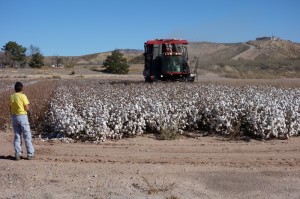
[0,130,299,199]
[1,69,300,198]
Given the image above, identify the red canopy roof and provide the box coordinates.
[145,39,188,45]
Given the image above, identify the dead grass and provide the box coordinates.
[51,75,62,79]
[204,58,300,79]
[69,71,75,75]
[166,196,180,199]
[13,75,28,78]
[90,65,102,72]
[128,64,143,74]
[141,176,176,195]
[156,128,180,140]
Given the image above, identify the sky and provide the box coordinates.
[1,0,299,56]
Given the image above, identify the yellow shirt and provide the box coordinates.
[10,92,29,115]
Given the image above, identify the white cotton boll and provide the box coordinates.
[226,121,231,128]
[66,126,73,135]
[136,126,143,135]
[46,81,300,142]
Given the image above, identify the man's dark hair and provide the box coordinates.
[14,82,23,92]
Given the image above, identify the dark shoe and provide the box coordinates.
[15,154,21,161]
[27,155,34,160]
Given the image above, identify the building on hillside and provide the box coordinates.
[256,36,279,41]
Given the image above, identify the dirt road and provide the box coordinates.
[232,43,257,60]
[1,130,299,199]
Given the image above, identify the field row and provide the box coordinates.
[46,80,300,141]
[0,80,38,93]
[1,79,299,141]
[0,80,57,130]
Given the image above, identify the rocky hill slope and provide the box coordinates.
[188,39,300,78]
[44,39,300,78]
[189,39,300,61]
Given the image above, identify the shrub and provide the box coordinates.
[29,52,44,68]
[156,128,179,140]
[102,50,129,74]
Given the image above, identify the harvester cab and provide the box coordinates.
[143,39,196,82]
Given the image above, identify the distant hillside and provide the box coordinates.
[189,42,250,63]
[116,49,143,54]
[246,40,300,60]
[188,39,300,78]
[44,39,300,78]
[189,39,300,61]
[44,49,143,66]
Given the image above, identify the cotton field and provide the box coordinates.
[0,80,38,93]
[0,79,56,131]
[1,79,299,141]
[45,80,300,141]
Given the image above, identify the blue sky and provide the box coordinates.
[1,0,299,56]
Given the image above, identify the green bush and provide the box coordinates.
[29,52,44,68]
[102,50,129,74]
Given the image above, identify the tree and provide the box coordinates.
[28,45,44,68]
[0,51,8,67]
[52,55,64,67]
[2,41,27,67]
[29,53,44,68]
[28,45,40,56]
[103,50,129,74]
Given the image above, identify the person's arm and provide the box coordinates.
[24,104,30,112]
[23,94,30,112]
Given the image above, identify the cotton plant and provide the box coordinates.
[46,80,300,142]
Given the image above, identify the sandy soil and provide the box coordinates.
[1,70,300,198]
[0,65,145,81]
[0,130,299,199]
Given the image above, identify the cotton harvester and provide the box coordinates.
[143,39,196,82]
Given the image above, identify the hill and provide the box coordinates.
[189,39,300,61]
[43,39,300,78]
[44,49,143,66]
[188,39,300,78]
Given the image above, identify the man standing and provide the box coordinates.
[9,82,34,160]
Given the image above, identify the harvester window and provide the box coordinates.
[162,44,173,53]
[145,44,153,54]
[153,45,160,58]
[163,56,182,72]
[171,44,177,52]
